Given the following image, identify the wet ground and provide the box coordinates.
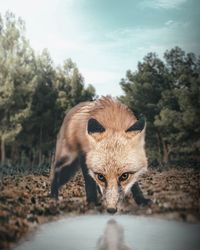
[0,169,199,249]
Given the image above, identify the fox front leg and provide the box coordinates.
[79,154,98,205]
[131,182,152,206]
[50,157,79,199]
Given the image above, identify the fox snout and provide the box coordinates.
[104,183,121,214]
[107,207,117,214]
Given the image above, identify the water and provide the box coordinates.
[14,215,200,250]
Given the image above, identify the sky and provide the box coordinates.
[0,0,199,96]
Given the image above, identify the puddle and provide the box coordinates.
[14,215,200,250]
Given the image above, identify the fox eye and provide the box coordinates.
[96,173,106,182]
[119,172,129,182]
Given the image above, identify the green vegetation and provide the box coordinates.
[120,48,200,166]
[0,12,199,172]
[0,12,95,169]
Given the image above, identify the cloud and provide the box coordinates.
[140,0,187,9]
[103,20,195,53]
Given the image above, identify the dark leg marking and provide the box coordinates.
[79,154,98,204]
[131,182,152,206]
[51,157,79,199]
[55,156,69,168]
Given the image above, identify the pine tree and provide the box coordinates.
[120,53,169,164]
[120,48,200,166]
[155,48,200,163]
[0,12,36,164]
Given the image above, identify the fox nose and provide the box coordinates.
[107,208,117,214]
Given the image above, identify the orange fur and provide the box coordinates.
[51,96,147,209]
[53,96,137,162]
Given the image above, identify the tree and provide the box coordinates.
[18,56,96,166]
[120,53,169,164]
[155,48,200,162]
[0,12,96,167]
[55,58,95,120]
[120,47,200,166]
[18,49,58,165]
[0,12,36,164]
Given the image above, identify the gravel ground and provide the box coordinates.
[0,169,199,249]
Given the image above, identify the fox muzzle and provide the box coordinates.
[104,183,120,214]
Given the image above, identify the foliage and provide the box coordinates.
[120,47,200,166]
[0,12,36,164]
[0,12,96,166]
[1,11,199,169]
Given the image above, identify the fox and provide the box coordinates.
[50,96,151,213]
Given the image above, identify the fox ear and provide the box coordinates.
[87,118,105,134]
[126,117,145,132]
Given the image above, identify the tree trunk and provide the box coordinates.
[11,144,20,165]
[156,132,162,161]
[39,126,43,165]
[0,136,6,165]
[157,132,169,165]
[162,139,169,164]
[32,150,37,167]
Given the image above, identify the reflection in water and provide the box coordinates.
[96,219,132,250]
[14,215,200,250]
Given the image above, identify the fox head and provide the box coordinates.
[86,117,147,214]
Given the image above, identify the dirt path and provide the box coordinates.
[0,169,199,249]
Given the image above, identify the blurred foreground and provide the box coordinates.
[14,215,200,250]
[0,168,199,249]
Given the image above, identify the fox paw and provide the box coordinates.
[139,198,152,207]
